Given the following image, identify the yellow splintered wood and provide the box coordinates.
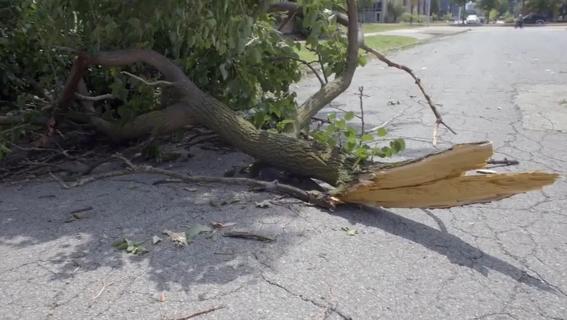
[363,142,493,189]
[338,141,559,208]
[339,172,558,208]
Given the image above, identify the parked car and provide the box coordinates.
[522,14,546,24]
[465,14,481,24]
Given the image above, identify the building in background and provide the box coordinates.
[359,0,432,23]
[359,1,387,22]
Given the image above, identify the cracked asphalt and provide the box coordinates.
[2,26,567,320]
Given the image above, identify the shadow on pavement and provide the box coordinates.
[334,204,563,295]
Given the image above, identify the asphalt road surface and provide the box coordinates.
[1,26,567,320]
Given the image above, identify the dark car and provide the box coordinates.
[522,14,546,24]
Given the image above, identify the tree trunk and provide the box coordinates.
[180,86,353,185]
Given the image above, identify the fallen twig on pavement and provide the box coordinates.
[49,154,338,209]
[172,305,225,320]
[222,231,275,242]
[487,158,520,166]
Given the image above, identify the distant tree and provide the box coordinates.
[489,8,500,21]
[451,0,468,21]
[387,1,406,21]
[431,0,441,15]
[524,0,561,16]
[480,0,499,21]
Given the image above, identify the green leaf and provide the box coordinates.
[361,134,374,142]
[346,138,357,152]
[376,127,387,137]
[112,239,128,250]
[390,138,406,154]
[341,226,358,236]
[112,238,147,255]
[344,111,355,121]
[358,54,368,66]
[345,127,356,138]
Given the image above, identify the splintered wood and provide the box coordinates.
[338,142,558,208]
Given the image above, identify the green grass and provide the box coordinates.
[295,35,417,62]
[361,23,420,34]
[363,35,417,52]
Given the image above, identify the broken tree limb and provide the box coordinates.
[362,142,493,188]
[339,172,557,209]
[58,55,353,185]
[47,0,557,207]
[337,142,558,208]
[74,92,115,102]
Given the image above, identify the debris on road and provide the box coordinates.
[222,231,274,242]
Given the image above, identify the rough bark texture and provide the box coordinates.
[179,86,353,184]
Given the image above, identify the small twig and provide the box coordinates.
[113,154,136,169]
[362,45,457,142]
[328,104,362,119]
[316,51,329,84]
[222,231,274,242]
[432,123,439,146]
[357,86,365,141]
[172,305,225,320]
[69,206,93,214]
[51,156,338,209]
[121,71,174,86]
[93,280,114,300]
[367,106,412,133]
[272,56,325,87]
[487,158,520,166]
[74,92,115,101]
[311,116,330,124]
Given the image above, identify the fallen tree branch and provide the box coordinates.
[120,71,174,86]
[59,48,352,184]
[222,231,274,242]
[74,92,115,101]
[172,305,225,320]
[50,155,338,209]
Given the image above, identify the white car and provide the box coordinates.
[465,14,481,24]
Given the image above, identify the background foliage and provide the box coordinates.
[0,0,403,163]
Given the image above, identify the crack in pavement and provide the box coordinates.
[261,274,352,320]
